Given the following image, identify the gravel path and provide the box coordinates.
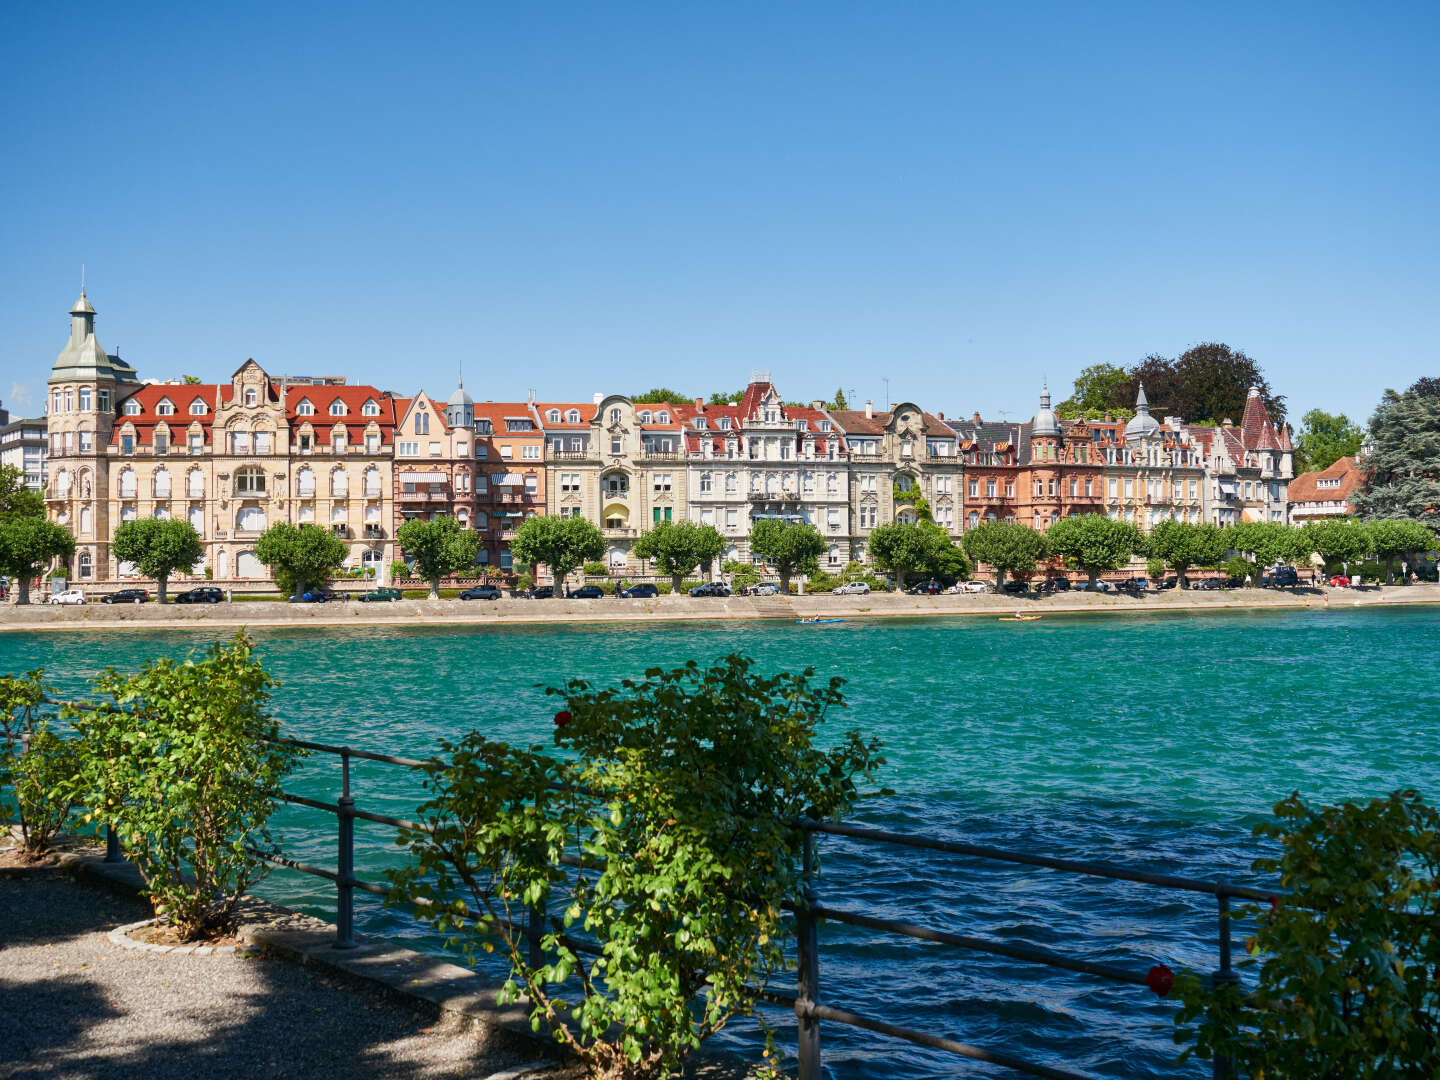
[0,874,561,1080]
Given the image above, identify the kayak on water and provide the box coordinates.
[998,614,1042,622]
[796,618,845,625]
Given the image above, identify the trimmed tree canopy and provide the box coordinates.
[0,465,45,522]
[397,517,482,598]
[1045,514,1144,584]
[961,520,1049,587]
[632,521,725,593]
[254,522,348,597]
[509,515,605,597]
[749,519,824,593]
[0,516,75,604]
[867,520,955,590]
[112,518,203,602]
[1144,520,1226,587]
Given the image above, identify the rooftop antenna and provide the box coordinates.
[882,377,890,410]
[81,263,85,293]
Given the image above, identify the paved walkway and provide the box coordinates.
[0,874,561,1080]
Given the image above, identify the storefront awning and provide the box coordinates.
[496,473,525,486]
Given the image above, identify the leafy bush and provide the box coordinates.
[390,560,410,582]
[67,634,303,940]
[727,563,761,590]
[389,655,884,1080]
[1172,790,1440,1078]
[1356,561,1387,583]
[1224,557,1253,582]
[0,670,82,857]
[654,579,707,595]
[1145,556,1166,581]
[582,562,608,576]
[806,570,841,593]
[514,573,534,591]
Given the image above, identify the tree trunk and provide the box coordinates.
[157,575,169,603]
[671,573,683,594]
[994,568,1007,589]
[553,567,565,597]
[17,575,31,605]
[1087,569,1098,586]
[1385,557,1395,585]
[895,568,906,591]
[429,578,441,600]
[778,569,790,595]
[1178,568,1189,589]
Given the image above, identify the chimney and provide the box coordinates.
[865,400,873,419]
[593,392,603,405]
[972,411,981,423]
[1222,418,1234,427]
[937,411,945,421]
[811,400,823,410]
[1104,412,1113,423]
[695,397,703,409]
[528,389,536,404]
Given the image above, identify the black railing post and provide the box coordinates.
[104,823,122,862]
[1211,891,1239,1080]
[334,749,357,949]
[796,825,821,1080]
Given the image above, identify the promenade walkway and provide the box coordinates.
[0,872,559,1080]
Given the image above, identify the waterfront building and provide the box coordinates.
[673,376,852,569]
[1080,387,1206,529]
[945,413,1023,530]
[475,398,547,570]
[1,413,48,492]
[1017,384,1107,530]
[43,291,401,583]
[823,397,961,564]
[1183,388,1293,526]
[1287,455,1363,523]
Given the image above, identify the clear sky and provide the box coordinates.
[2,2,1435,428]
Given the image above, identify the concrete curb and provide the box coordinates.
[107,917,259,956]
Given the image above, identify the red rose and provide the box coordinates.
[1267,895,1279,912]
[1145,964,1174,998]
[553,709,572,728]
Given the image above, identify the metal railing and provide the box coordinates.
[11,718,1260,1080]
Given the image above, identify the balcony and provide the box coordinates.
[490,491,539,505]
[639,449,685,461]
[550,449,597,461]
[603,527,639,538]
[749,492,799,503]
[398,489,451,502]
[363,524,386,539]
[331,524,352,539]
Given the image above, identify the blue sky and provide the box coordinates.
[2,2,1435,428]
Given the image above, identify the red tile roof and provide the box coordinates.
[1288,456,1363,504]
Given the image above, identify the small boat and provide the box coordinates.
[998,614,1042,622]
[796,618,845,625]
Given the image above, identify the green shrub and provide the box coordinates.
[1224,557,1253,582]
[806,570,841,593]
[388,655,884,1080]
[0,670,82,857]
[389,560,410,582]
[68,633,303,940]
[728,563,761,590]
[1172,790,1440,1078]
[582,562,608,576]
[1356,562,1386,583]
[1146,556,1166,581]
[514,573,534,591]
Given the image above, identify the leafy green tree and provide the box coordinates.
[0,516,75,604]
[388,559,409,583]
[1298,519,1372,574]
[1365,519,1436,584]
[961,520,1049,588]
[0,464,45,522]
[1172,790,1440,1078]
[396,517,482,599]
[111,517,203,603]
[182,374,202,385]
[868,520,952,590]
[708,390,743,406]
[1057,363,1130,420]
[254,522,347,597]
[721,558,760,591]
[1144,520,1226,588]
[1044,514,1144,586]
[830,387,849,410]
[67,634,303,940]
[1224,522,1306,572]
[1292,409,1364,475]
[1110,344,1285,426]
[632,521,725,594]
[0,669,82,857]
[1224,556,1253,583]
[629,388,692,405]
[509,515,605,598]
[388,655,883,1080]
[1351,386,1440,526]
[748,519,824,595]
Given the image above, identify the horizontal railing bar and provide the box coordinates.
[252,848,340,883]
[270,735,429,769]
[278,792,339,814]
[811,905,1150,986]
[352,808,430,832]
[799,1000,1094,1080]
[805,819,1272,901]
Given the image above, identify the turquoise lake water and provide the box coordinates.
[4,608,1437,1078]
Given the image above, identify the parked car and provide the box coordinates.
[359,587,404,602]
[951,580,990,594]
[1072,580,1113,593]
[1328,574,1350,588]
[832,581,870,595]
[47,589,86,605]
[174,586,224,604]
[748,581,780,596]
[908,579,941,595]
[1118,577,1151,593]
[1156,577,1179,590]
[621,583,659,598]
[1194,577,1229,591]
[289,588,341,603]
[458,585,502,600]
[1264,566,1300,588]
[690,582,732,597]
[569,584,605,599]
[102,588,149,604]
[525,585,555,599]
[1047,577,1071,591]
[1001,580,1031,595]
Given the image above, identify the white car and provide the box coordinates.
[832,581,870,595]
[47,589,86,605]
[952,580,990,594]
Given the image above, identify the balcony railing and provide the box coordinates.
[550,449,597,461]
[397,490,451,502]
[363,525,386,539]
[602,527,638,537]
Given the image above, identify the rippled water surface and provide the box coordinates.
[5,607,1437,1078]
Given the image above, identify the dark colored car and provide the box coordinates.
[289,589,340,603]
[102,588,149,604]
[689,582,732,597]
[908,580,941,595]
[1048,577,1071,591]
[1157,577,1178,590]
[1194,578,1229,591]
[459,585,502,600]
[1264,566,1299,588]
[570,585,605,599]
[174,586,223,604]
[621,583,659,598]
[526,585,554,599]
[1001,580,1030,595]
[1118,577,1150,593]
[359,587,403,602]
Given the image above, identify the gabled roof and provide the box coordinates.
[532,402,596,430]
[1288,456,1363,504]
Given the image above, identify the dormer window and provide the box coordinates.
[361,400,379,416]
[609,408,622,425]
[817,420,831,431]
[124,401,141,416]
[189,398,207,415]
[638,411,652,423]
[694,418,707,430]
[297,400,315,416]
[566,409,580,423]
[329,400,347,416]
[156,399,175,416]
[244,389,258,406]
[718,418,732,430]
[547,409,561,422]
[656,411,669,424]
[795,419,808,431]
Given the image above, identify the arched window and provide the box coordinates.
[297,467,314,496]
[725,472,737,493]
[331,468,348,497]
[656,411,670,424]
[235,466,266,495]
[187,469,204,497]
[364,467,381,497]
[244,388,258,406]
[362,400,379,416]
[566,409,580,423]
[156,399,174,415]
[124,400,141,416]
[153,469,171,498]
[189,505,204,535]
[236,506,266,532]
[119,469,137,498]
[638,411,652,423]
[329,399,347,416]
[547,409,561,422]
[609,408,622,425]
[296,399,315,416]
[56,469,71,498]
[78,551,93,578]
[80,506,92,535]
[190,398,207,415]
[457,509,469,528]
